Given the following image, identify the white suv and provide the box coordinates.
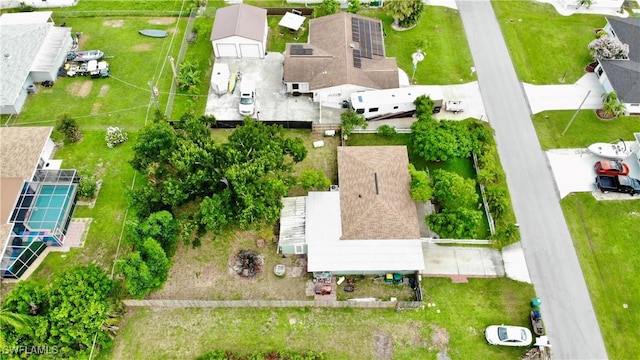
[238,80,256,116]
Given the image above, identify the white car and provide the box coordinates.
[484,325,532,347]
[238,80,256,116]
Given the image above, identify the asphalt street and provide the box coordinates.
[456,1,608,359]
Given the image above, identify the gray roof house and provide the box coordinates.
[0,127,79,279]
[0,11,73,115]
[210,4,268,59]
[595,17,640,116]
[277,146,425,275]
[283,12,399,109]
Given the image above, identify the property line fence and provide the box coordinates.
[472,153,496,235]
[164,10,197,117]
[123,299,423,309]
[422,238,492,245]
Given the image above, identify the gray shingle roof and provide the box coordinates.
[602,17,640,103]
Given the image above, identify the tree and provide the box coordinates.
[408,164,432,202]
[131,121,179,173]
[56,114,82,143]
[340,109,367,141]
[588,36,629,60]
[130,210,180,256]
[431,169,479,210]
[300,169,331,191]
[414,95,435,120]
[411,118,473,162]
[385,0,424,28]
[0,308,33,347]
[600,91,626,118]
[177,59,202,92]
[348,0,360,13]
[428,208,482,239]
[315,0,340,17]
[198,190,233,234]
[117,238,170,298]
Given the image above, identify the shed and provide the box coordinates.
[210,4,268,59]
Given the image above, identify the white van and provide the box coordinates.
[238,80,256,116]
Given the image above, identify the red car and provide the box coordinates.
[594,160,629,176]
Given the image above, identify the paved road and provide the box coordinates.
[456,1,608,359]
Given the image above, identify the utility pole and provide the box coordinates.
[562,90,591,136]
[168,56,178,83]
[148,80,159,110]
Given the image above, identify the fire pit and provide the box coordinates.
[232,250,264,278]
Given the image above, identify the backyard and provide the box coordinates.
[104,278,535,360]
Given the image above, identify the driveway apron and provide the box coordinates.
[456,1,608,358]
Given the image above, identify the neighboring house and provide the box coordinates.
[0,11,73,115]
[594,17,640,116]
[283,12,399,109]
[210,4,268,59]
[278,146,425,276]
[0,127,79,279]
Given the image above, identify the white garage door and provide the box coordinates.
[240,44,261,58]
[216,43,238,58]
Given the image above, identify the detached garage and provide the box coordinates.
[210,4,268,59]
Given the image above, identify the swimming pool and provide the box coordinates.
[26,184,75,231]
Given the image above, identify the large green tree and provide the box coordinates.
[411,118,473,162]
[117,238,171,299]
[385,0,424,28]
[431,169,478,210]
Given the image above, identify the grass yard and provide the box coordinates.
[105,278,535,360]
[561,193,640,359]
[28,130,137,280]
[492,0,605,84]
[360,7,475,85]
[531,110,639,150]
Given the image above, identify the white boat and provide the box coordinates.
[210,63,230,96]
[587,137,639,160]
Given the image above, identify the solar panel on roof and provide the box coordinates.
[351,17,360,43]
[371,22,384,56]
[359,18,373,59]
[304,49,313,55]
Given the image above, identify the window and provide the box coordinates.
[369,107,379,113]
[355,109,364,114]
[393,106,399,109]
[292,83,299,90]
[596,66,603,77]
[294,244,304,254]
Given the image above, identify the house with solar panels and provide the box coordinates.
[283,13,399,109]
[0,127,79,279]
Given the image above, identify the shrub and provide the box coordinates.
[78,174,98,199]
[376,124,397,136]
[105,126,128,148]
[56,114,82,143]
[300,169,331,191]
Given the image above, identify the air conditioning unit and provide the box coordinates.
[330,185,339,192]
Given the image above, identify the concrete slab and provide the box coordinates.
[546,148,640,198]
[422,243,504,277]
[524,73,606,114]
[502,242,531,283]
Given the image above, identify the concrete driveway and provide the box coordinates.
[205,52,343,122]
[523,73,605,114]
[422,242,505,277]
[547,148,640,198]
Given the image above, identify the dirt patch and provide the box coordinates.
[373,333,393,359]
[67,81,93,97]
[148,17,175,25]
[98,85,110,98]
[91,103,102,115]
[429,324,451,360]
[133,44,153,52]
[103,19,124,28]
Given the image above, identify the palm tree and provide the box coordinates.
[0,308,33,346]
[601,91,626,118]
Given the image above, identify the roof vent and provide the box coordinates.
[4,53,10,59]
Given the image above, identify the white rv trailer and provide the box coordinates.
[349,86,444,120]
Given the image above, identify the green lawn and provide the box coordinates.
[531,110,639,150]
[492,0,605,84]
[360,7,475,85]
[561,193,640,359]
[104,278,535,360]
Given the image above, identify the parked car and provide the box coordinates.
[238,80,256,116]
[594,160,630,176]
[484,325,532,347]
[314,285,332,295]
[595,175,640,195]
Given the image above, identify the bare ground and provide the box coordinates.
[133,44,153,52]
[67,81,93,97]
[98,85,110,98]
[103,19,125,28]
[148,229,310,300]
[91,103,102,115]
[149,17,175,25]
[373,333,394,359]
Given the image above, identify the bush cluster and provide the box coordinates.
[105,126,128,148]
